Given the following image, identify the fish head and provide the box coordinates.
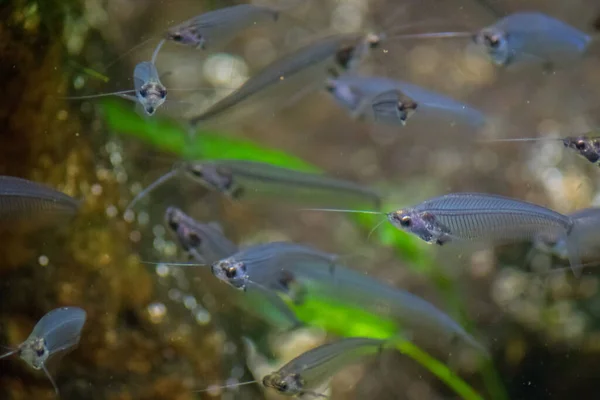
[473,27,510,66]
[19,337,48,369]
[387,209,449,244]
[165,209,204,253]
[211,258,248,289]
[185,164,241,197]
[166,25,206,49]
[262,372,304,395]
[164,207,184,232]
[138,82,167,115]
[371,91,418,126]
[563,136,600,164]
[397,99,418,125]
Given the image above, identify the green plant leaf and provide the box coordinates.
[101,98,319,171]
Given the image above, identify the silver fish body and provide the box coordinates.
[188,33,381,125]
[165,4,279,50]
[133,61,167,115]
[388,192,573,245]
[327,74,486,128]
[184,160,381,208]
[237,253,485,352]
[0,176,80,223]
[474,12,591,66]
[262,337,385,396]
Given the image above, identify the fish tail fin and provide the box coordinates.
[565,230,584,278]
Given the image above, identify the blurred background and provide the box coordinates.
[3,0,600,398]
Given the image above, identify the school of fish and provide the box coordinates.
[5,1,600,398]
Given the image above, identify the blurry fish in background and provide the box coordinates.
[532,207,600,264]
[0,176,80,229]
[261,337,388,397]
[0,307,86,394]
[127,159,381,210]
[325,74,486,129]
[65,48,213,117]
[195,337,389,397]
[386,12,593,68]
[209,239,486,353]
[481,134,600,166]
[187,32,385,126]
[305,192,585,276]
[105,2,308,69]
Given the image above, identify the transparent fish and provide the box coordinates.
[188,33,383,125]
[128,159,381,210]
[305,193,583,276]
[164,206,238,264]
[66,44,213,117]
[326,74,485,128]
[0,176,80,224]
[110,2,302,66]
[262,337,386,397]
[388,12,592,67]
[475,12,591,66]
[211,244,485,352]
[165,4,281,50]
[185,160,381,208]
[0,307,87,394]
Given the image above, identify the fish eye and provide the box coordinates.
[400,216,411,227]
[485,34,501,49]
[170,32,183,42]
[159,88,167,99]
[167,220,178,231]
[139,88,148,97]
[576,140,586,150]
[225,266,237,278]
[187,231,202,247]
[189,166,203,178]
[398,101,417,112]
[279,382,288,391]
[36,348,45,357]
